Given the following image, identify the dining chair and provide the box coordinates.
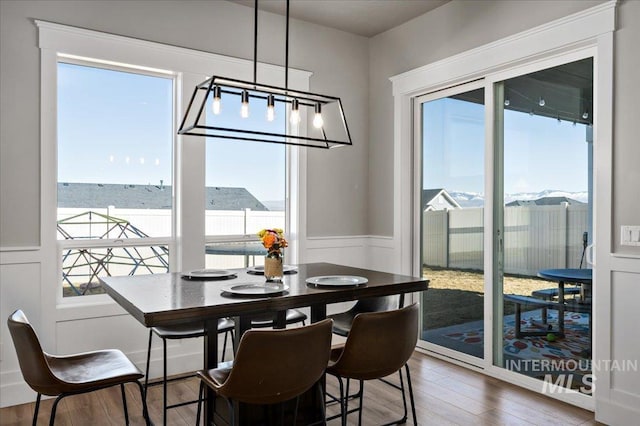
[7,309,151,426]
[328,295,404,336]
[248,308,307,328]
[326,303,419,426]
[144,318,236,426]
[195,318,333,426]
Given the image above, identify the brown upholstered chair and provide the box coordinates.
[248,308,307,328]
[144,318,236,426]
[326,303,419,426]
[7,309,151,425]
[195,318,333,426]
[145,309,306,425]
[328,295,404,336]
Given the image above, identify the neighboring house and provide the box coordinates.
[422,188,461,211]
[506,196,584,207]
[57,183,269,211]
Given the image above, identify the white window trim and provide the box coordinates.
[37,21,310,315]
[391,0,615,411]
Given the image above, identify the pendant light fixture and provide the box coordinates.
[178,0,352,149]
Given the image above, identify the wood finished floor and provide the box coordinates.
[0,351,601,426]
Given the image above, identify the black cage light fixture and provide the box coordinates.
[178,0,353,149]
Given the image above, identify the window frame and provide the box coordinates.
[38,20,309,312]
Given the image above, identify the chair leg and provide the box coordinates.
[32,393,42,426]
[338,377,347,426]
[120,383,130,425]
[134,380,153,426]
[49,394,65,426]
[162,337,168,426]
[405,364,417,426]
[357,380,364,426]
[344,378,350,426]
[396,369,408,424]
[144,329,153,401]
[195,382,204,426]
[378,367,416,426]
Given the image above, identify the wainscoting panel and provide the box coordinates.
[0,250,43,408]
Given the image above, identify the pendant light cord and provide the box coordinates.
[253,0,258,84]
[253,0,290,90]
[285,0,289,91]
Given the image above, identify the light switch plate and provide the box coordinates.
[621,225,640,246]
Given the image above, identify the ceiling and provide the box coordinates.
[226,0,450,37]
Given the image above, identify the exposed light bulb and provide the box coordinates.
[212,86,221,115]
[266,94,275,122]
[538,97,546,107]
[312,103,323,129]
[504,98,510,106]
[290,98,301,125]
[582,111,589,120]
[240,90,249,118]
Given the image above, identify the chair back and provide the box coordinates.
[7,310,61,395]
[331,303,419,380]
[351,295,402,313]
[218,318,333,405]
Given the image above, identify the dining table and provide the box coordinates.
[100,262,429,425]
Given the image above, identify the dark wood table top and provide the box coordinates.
[100,262,429,327]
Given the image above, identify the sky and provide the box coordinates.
[422,96,589,196]
[57,62,285,203]
[58,62,589,205]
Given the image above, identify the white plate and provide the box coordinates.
[247,265,298,274]
[222,282,289,296]
[305,275,368,287]
[181,269,237,280]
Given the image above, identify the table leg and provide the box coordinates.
[204,318,220,426]
[310,304,326,323]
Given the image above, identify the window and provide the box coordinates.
[204,91,287,269]
[39,20,308,306]
[57,61,174,297]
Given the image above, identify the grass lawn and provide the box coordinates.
[421,266,565,329]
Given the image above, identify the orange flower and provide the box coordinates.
[258,228,288,257]
[262,233,276,249]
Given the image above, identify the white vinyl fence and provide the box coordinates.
[423,204,588,276]
[58,208,284,238]
[57,208,285,295]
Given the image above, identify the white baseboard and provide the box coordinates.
[596,397,640,425]
[0,345,216,408]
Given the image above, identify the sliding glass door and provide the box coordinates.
[493,58,594,392]
[416,82,486,363]
[416,57,594,392]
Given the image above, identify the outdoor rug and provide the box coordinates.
[442,310,590,361]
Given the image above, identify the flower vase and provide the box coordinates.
[264,256,283,282]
